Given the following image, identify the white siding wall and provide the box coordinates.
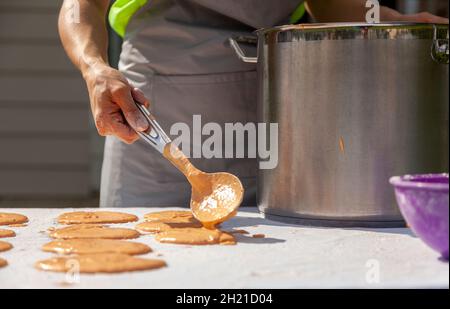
[0,0,94,197]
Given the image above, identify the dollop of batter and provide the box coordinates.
[35,253,167,274]
[0,213,29,226]
[155,227,236,245]
[0,257,7,268]
[226,229,249,235]
[6,224,27,228]
[137,210,202,234]
[252,234,266,239]
[141,211,237,245]
[0,240,13,253]
[136,220,202,234]
[42,239,151,255]
[0,229,15,238]
[143,210,196,223]
[49,224,140,240]
[58,211,138,224]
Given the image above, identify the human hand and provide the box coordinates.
[84,64,150,144]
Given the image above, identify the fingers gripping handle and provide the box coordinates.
[134,101,172,154]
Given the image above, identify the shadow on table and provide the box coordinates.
[348,227,416,238]
[438,256,449,264]
[233,233,286,244]
[224,216,288,244]
[231,207,416,239]
[223,208,289,244]
[226,214,297,229]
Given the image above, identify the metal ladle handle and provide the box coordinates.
[134,101,172,154]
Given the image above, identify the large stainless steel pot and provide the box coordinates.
[230,23,449,227]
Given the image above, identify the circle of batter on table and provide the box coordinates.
[0,257,7,268]
[0,241,13,253]
[0,213,29,226]
[42,239,151,255]
[35,253,167,273]
[49,224,140,240]
[57,211,138,224]
[0,229,16,238]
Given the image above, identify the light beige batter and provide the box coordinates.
[137,210,202,234]
[0,212,29,226]
[0,229,15,238]
[163,143,244,229]
[0,241,13,252]
[35,253,167,274]
[7,224,27,228]
[136,143,244,245]
[0,257,7,268]
[155,227,236,245]
[226,229,249,235]
[58,211,138,224]
[49,224,140,240]
[136,220,202,234]
[42,239,152,255]
[141,209,236,245]
[143,210,196,223]
[252,234,266,238]
[190,177,242,229]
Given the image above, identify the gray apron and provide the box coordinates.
[100,0,304,207]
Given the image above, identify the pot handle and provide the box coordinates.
[228,37,258,64]
[431,25,449,65]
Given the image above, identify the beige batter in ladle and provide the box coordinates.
[134,102,244,229]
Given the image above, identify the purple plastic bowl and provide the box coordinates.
[390,174,449,260]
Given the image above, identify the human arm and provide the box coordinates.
[58,0,149,144]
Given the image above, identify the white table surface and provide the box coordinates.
[0,207,448,289]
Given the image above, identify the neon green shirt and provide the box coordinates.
[109,0,148,38]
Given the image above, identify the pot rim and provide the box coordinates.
[390,173,449,192]
[256,22,449,35]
